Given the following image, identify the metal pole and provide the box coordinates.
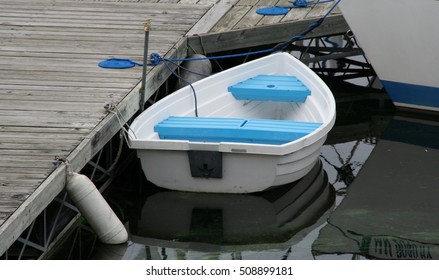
[139,19,151,112]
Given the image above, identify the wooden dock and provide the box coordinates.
[0,0,347,256]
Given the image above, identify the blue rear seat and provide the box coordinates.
[228,75,311,102]
[154,116,321,145]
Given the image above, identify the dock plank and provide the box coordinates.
[187,3,232,35]
[282,6,313,22]
[210,5,253,32]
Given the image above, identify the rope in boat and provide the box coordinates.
[160,58,200,117]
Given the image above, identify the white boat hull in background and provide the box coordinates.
[339,0,439,112]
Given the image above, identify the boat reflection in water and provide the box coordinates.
[313,115,439,259]
[92,160,335,260]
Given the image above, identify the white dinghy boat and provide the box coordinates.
[128,52,336,193]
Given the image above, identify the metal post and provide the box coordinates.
[139,19,151,112]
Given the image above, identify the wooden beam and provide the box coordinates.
[187,15,348,55]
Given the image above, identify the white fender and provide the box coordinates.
[66,173,128,244]
[175,54,212,90]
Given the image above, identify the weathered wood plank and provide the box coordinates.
[232,7,263,29]
[0,12,204,23]
[210,5,253,33]
[187,3,232,35]
[179,0,200,4]
[0,141,79,150]
[0,17,202,30]
[0,78,136,89]
[0,168,55,177]
[188,15,348,54]
[0,116,100,129]
[0,32,183,48]
[0,132,82,142]
[305,1,335,19]
[0,71,126,82]
[0,160,55,170]
[0,94,124,104]
[0,186,38,194]
[0,1,211,12]
[0,197,30,206]
[0,70,141,81]
[236,0,259,5]
[0,125,90,134]
[0,179,43,188]
[0,84,132,94]
[281,5,313,22]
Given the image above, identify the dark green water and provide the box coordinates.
[48,89,439,260]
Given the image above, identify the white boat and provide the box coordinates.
[128,52,336,193]
[338,0,439,113]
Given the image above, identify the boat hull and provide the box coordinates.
[129,53,335,193]
[137,137,326,193]
[339,0,439,112]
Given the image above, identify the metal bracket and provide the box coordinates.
[188,151,223,179]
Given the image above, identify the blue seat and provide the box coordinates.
[154,116,321,145]
[228,74,311,102]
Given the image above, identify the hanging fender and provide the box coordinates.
[66,173,128,245]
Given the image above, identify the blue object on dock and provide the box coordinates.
[256,6,290,15]
[98,58,142,69]
[256,0,334,16]
[291,0,310,7]
[154,116,321,145]
[228,75,311,102]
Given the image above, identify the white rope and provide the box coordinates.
[104,103,137,148]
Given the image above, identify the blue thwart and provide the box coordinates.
[154,116,321,145]
[228,75,311,102]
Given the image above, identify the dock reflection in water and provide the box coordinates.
[313,115,439,259]
[92,160,335,260]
